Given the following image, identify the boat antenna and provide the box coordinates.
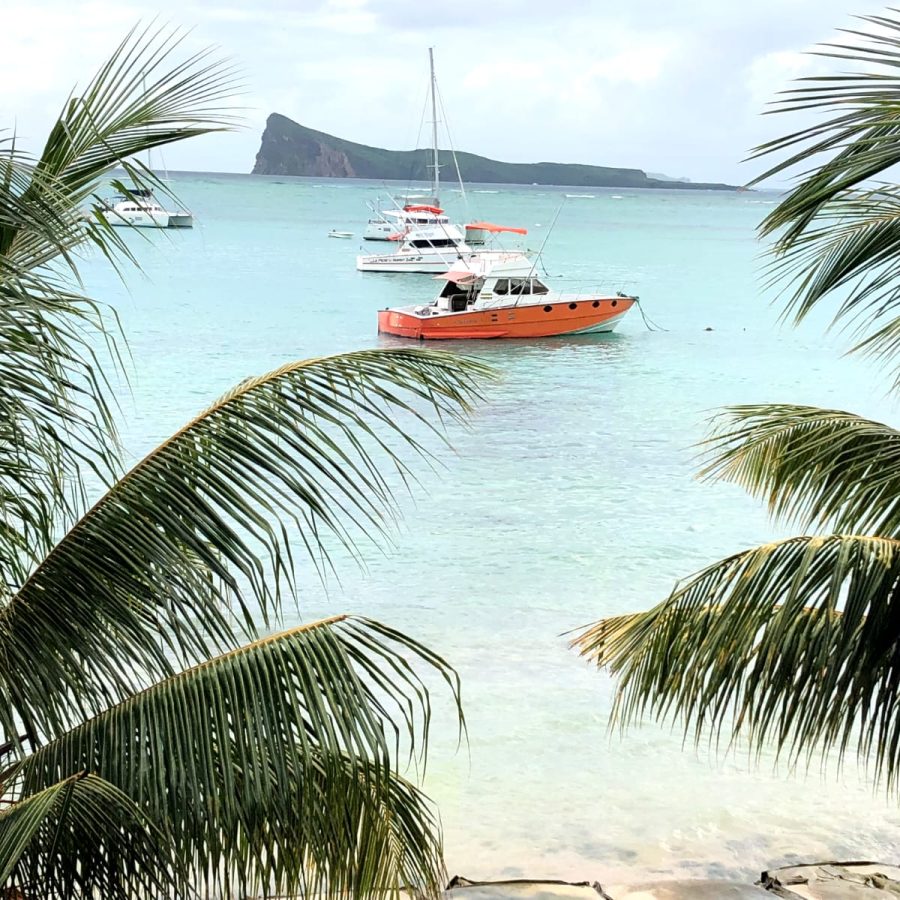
[528,199,565,277]
[515,199,566,305]
[429,47,440,204]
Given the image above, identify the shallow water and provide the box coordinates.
[81,173,900,883]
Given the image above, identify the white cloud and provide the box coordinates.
[0,0,886,181]
[744,50,823,111]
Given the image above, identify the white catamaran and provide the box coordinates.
[98,141,193,229]
[98,187,193,229]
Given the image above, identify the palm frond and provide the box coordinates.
[0,149,72,248]
[16,616,458,898]
[702,404,900,535]
[573,534,900,790]
[762,187,900,349]
[0,275,121,593]
[745,13,900,373]
[0,24,241,596]
[0,349,491,742]
[751,13,900,244]
[0,773,180,899]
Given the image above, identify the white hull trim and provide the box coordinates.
[105,210,194,228]
[356,257,463,274]
[565,311,631,334]
[108,211,170,228]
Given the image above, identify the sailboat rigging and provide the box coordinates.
[428,46,440,206]
[362,48,477,242]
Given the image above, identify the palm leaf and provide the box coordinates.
[0,773,181,899]
[746,13,900,369]
[0,349,491,743]
[751,13,900,243]
[762,187,900,342]
[573,534,900,790]
[0,147,73,247]
[14,616,457,898]
[701,404,900,536]
[0,275,121,593]
[0,25,240,598]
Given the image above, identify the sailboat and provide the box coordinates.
[357,50,514,272]
[363,47,449,242]
[362,49,489,246]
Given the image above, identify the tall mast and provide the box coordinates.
[429,46,440,202]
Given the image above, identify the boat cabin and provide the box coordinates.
[370,204,450,227]
[112,201,165,213]
[391,221,467,253]
[105,190,165,213]
[433,270,550,312]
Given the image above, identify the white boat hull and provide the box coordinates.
[357,252,465,274]
[107,210,171,228]
[357,247,527,275]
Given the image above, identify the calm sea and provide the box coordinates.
[80,172,900,884]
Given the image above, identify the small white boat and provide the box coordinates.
[328,230,354,239]
[98,188,193,228]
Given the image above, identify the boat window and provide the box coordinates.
[508,279,529,295]
[530,279,549,294]
[440,279,479,306]
[494,279,509,295]
[410,238,458,248]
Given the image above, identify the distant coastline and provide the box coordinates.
[251,114,741,192]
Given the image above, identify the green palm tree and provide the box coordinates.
[574,11,900,791]
[1,25,492,899]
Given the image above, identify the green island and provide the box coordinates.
[251,112,740,190]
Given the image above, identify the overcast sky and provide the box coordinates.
[1,0,882,184]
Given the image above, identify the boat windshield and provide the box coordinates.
[439,278,482,298]
[409,237,460,249]
[493,277,549,295]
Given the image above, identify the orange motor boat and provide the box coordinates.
[377,251,636,340]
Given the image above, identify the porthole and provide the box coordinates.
[568,302,577,310]
[611,299,618,307]
[543,305,553,313]
[592,300,600,308]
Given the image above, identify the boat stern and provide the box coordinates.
[167,213,194,228]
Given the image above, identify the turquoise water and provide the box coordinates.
[82,173,900,883]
